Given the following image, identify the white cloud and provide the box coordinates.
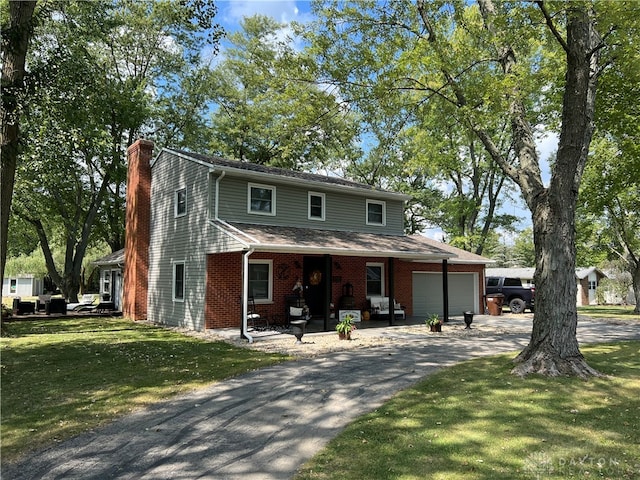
[212,0,313,59]
[220,0,303,25]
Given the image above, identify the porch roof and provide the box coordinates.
[222,222,490,264]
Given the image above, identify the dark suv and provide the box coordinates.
[485,276,535,314]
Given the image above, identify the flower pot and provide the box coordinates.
[430,323,442,332]
[338,332,351,340]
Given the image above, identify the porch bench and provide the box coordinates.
[368,296,405,320]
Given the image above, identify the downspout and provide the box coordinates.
[242,248,255,343]
[214,170,225,220]
[213,170,253,342]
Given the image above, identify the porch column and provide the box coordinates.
[388,257,395,326]
[323,254,332,331]
[442,259,449,322]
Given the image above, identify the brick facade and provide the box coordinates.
[123,139,154,320]
[202,251,486,329]
[205,252,244,329]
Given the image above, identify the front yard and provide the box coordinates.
[295,341,640,480]
[0,317,289,462]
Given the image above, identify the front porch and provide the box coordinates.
[233,313,473,340]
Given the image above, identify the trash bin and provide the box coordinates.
[486,293,505,316]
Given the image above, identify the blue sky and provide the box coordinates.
[217,0,312,29]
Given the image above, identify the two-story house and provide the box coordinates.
[122,139,491,337]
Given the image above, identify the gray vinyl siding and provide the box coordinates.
[148,152,246,331]
[214,174,405,235]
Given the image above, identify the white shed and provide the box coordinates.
[2,275,43,297]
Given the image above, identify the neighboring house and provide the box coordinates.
[485,267,607,306]
[123,140,492,335]
[2,275,43,297]
[576,267,607,306]
[94,249,124,311]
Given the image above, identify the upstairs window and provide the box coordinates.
[248,183,276,216]
[175,188,187,217]
[308,192,325,221]
[366,199,386,226]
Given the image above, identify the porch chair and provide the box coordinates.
[286,305,306,328]
[247,297,268,329]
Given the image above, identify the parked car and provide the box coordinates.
[485,276,535,314]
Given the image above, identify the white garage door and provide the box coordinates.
[412,272,478,317]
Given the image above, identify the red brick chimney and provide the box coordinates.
[123,139,154,320]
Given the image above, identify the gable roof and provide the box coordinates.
[161,148,411,201]
[576,267,607,279]
[216,221,491,264]
[94,248,124,267]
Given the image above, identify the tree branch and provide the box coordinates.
[536,1,569,52]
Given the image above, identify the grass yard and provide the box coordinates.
[578,305,640,320]
[295,341,640,480]
[0,317,289,463]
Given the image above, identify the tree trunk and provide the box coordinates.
[0,0,37,282]
[511,4,603,378]
[512,191,601,378]
[632,260,640,314]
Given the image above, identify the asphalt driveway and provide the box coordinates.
[3,317,639,480]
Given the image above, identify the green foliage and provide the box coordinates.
[512,228,536,267]
[4,251,47,278]
[595,277,632,306]
[0,317,287,462]
[303,0,552,250]
[206,14,361,171]
[335,315,356,335]
[425,313,441,327]
[9,0,222,299]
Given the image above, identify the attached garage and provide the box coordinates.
[412,272,479,317]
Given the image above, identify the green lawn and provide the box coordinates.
[0,317,289,462]
[578,305,640,320]
[295,341,640,480]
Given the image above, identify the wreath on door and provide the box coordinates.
[309,270,322,285]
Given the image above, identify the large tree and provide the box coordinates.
[308,0,636,377]
[0,0,37,284]
[580,140,640,312]
[206,14,361,171]
[305,1,522,249]
[9,0,222,301]
[577,5,640,312]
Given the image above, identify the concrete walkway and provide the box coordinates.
[3,318,639,480]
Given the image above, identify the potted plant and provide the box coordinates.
[425,313,442,332]
[336,314,357,340]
